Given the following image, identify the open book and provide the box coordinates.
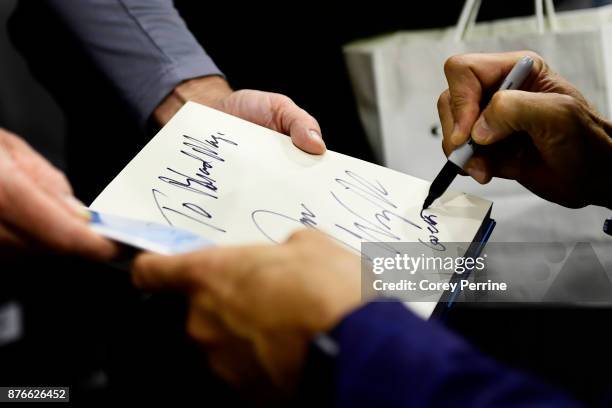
[91,102,493,318]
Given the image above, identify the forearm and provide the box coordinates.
[44,0,223,127]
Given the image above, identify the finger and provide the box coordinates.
[0,224,27,249]
[438,90,507,185]
[0,130,73,196]
[132,244,274,295]
[462,137,529,184]
[438,90,470,178]
[221,91,326,154]
[132,245,254,292]
[0,224,39,259]
[185,296,230,346]
[0,130,88,220]
[469,131,537,183]
[443,51,544,146]
[60,195,92,220]
[0,162,117,260]
[273,95,326,155]
[438,89,455,155]
[206,337,269,391]
[468,91,584,187]
[470,90,579,148]
[464,156,492,184]
[131,251,196,292]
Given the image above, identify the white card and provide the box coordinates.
[89,210,213,255]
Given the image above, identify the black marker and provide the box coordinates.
[422,56,535,210]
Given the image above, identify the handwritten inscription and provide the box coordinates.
[419,210,446,251]
[153,132,236,230]
[151,134,446,254]
[252,170,445,254]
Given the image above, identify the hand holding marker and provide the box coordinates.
[422,56,535,210]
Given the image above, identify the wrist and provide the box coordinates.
[152,75,232,126]
[305,295,363,340]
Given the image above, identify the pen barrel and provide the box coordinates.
[448,142,475,169]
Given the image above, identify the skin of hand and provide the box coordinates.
[438,51,612,209]
[153,75,326,155]
[0,128,117,259]
[131,229,362,398]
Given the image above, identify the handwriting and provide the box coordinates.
[158,133,236,198]
[331,171,421,241]
[152,189,226,233]
[152,132,236,234]
[150,132,448,254]
[252,170,446,255]
[419,210,446,251]
[251,205,362,252]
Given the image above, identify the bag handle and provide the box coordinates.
[453,0,558,42]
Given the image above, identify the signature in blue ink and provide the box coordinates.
[152,132,236,233]
[419,209,446,251]
[252,170,446,254]
[158,132,237,198]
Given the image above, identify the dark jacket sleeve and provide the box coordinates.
[43,0,223,126]
[302,301,580,407]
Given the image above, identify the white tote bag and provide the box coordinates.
[344,0,611,242]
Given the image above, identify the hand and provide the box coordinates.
[438,51,612,208]
[132,229,361,397]
[0,129,117,259]
[153,76,326,155]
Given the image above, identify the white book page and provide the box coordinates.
[91,102,493,318]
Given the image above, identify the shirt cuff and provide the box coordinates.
[135,56,224,129]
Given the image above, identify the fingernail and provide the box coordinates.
[308,129,324,144]
[472,116,493,144]
[450,124,464,146]
[64,196,91,221]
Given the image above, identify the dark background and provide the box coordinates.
[1,0,611,404]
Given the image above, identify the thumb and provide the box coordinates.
[277,98,326,155]
[131,246,251,293]
[131,252,197,292]
[471,90,578,147]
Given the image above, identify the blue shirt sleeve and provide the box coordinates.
[316,301,580,407]
[44,0,223,126]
